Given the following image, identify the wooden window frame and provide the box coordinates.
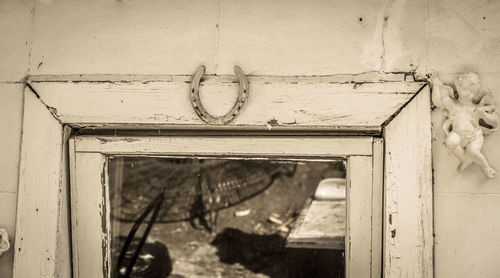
[70,136,378,278]
[13,75,433,278]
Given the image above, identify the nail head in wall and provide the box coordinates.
[0,228,10,257]
[431,72,498,178]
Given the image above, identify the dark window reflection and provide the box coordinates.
[109,157,346,278]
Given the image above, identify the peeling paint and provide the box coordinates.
[100,159,110,277]
[266,118,279,127]
[265,118,298,129]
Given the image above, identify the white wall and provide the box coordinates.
[426,1,500,276]
[1,0,499,277]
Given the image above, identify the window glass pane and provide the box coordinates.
[108,157,346,278]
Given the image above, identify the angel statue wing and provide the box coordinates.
[476,93,499,134]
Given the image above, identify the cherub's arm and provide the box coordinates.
[431,77,455,109]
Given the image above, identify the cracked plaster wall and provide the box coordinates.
[1,0,500,277]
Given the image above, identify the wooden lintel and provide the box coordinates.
[28,77,424,134]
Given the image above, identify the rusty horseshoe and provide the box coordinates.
[190,65,249,125]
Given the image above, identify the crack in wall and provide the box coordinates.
[25,0,37,78]
[380,0,394,73]
[213,0,221,73]
[26,71,420,83]
[424,0,429,75]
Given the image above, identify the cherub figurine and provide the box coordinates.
[431,72,498,178]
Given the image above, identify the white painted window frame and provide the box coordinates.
[70,136,379,278]
[13,75,432,278]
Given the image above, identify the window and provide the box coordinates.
[69,136,380,278]
[14,77,432,278]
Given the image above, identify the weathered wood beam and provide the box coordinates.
[13,87,71,278]
[383,85,433,278]
[28,76,424,134]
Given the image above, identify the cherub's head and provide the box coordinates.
[455,72,481,103]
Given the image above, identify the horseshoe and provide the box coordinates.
[190,65,249,125]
